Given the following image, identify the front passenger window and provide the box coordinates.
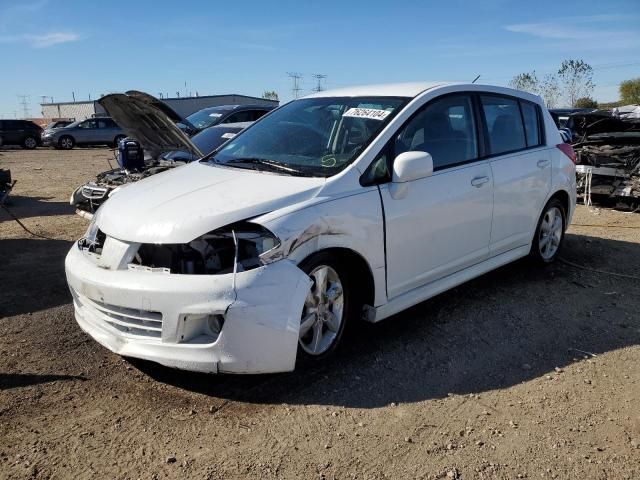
[394,95,478,170]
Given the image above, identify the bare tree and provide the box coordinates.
[540,73,561,108]
[558,59,594,107]
[508,71,539,94]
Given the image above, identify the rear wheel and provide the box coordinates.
[22,136,37,149]
[59,136,74,150]
[297,252,357,363]
[530,198,566,263]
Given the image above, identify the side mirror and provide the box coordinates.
[392,151,434,183]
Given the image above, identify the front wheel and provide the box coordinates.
[530,198,566,263]
[59,136,74,150]
[297,253,356,362]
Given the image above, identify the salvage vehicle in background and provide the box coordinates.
[72,122,251,217]
[571,109,640,209]
[41,117,125,149]
[65,82,575,375]
[70,90,253,217]
[0,119,42,149]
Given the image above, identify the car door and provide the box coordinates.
[479,95,551,255]
[74,119,97,144]
[4,121,23,145]
[96,119,113,143]
[379,93,494,298]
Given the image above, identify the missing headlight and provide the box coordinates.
[130,222,280,275]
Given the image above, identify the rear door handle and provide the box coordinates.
[537,159,550,168]
[471,176,490,187]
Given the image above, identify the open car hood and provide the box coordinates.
[98,90,203,159]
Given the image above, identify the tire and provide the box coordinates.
[22,136,38,149]
[530,198,566,263]
[59,136,74,150]
[296,252,360,363]
[113,135,126,148]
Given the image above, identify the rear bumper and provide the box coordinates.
[65,244,311,374]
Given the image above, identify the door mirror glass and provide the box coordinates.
[392,151,433,183]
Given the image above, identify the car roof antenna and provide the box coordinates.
[472,75,481,84]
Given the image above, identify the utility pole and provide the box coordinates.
[287,72,303,99]
[17,95,31,118]
[312,73,327,92]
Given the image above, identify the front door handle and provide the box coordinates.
[471,176,490,187]
[537,159,550,168]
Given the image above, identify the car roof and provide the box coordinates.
[305,82,452,98]
[200,104,275,112]
[304,82,542,103]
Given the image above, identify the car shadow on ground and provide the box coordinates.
[0,373,85,390]
[0,195,74,219]
[0,238,73,318]
[134,232,640,408]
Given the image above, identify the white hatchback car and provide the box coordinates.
[65,82,576,374]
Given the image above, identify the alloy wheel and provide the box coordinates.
[539,206,563,260]
[299,265,344,355]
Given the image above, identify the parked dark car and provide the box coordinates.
[41,117,125,149]
[182,104,275,132]
[0,119,42,149]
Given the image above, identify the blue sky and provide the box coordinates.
[0,0,638,117]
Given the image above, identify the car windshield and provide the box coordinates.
[186,107,232,130]
[163,125,247,162]
[204,97,407,177]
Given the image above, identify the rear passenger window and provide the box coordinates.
[520,101,541,147]
[480,95,526,155]
[395,94,478,170]
[251,110,269,121]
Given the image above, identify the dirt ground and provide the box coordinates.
[1,147,639,480]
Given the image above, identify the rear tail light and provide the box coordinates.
[556,143,576,164]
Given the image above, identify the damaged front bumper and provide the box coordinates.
[65,244,311,374]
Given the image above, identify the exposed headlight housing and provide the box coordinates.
[130,221,280,275]
[77,215,105,254]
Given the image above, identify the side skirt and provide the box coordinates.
[372,244,530,322]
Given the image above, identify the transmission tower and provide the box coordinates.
[312,74,327,92]
[287,72,303,98]
[17,95,31,118]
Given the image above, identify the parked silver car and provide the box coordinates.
[41,117,125,149]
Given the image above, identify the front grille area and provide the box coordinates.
[72,288,163,339]
[81,185,108,200]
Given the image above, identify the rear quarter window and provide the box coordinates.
[520,101,542,147]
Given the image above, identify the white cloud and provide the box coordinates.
[505,15,640,47]
[0,31,79,48]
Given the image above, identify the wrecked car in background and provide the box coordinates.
[571,107,640,210]
[70,91,252,217]
[65,82,575,374]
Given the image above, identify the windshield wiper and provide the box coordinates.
[223,158,307,175]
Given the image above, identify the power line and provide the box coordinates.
[312,73,327,92]
[287,72,303,99]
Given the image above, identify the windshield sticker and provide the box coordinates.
[221,132,237,139]
[343,108,391,121]
[209,113,223,118]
